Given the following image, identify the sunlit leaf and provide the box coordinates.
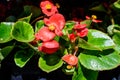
[12,21,35,42]
[79,50,120,70]
[0,22,14,43]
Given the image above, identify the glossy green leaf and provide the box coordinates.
[78,38,102,51]
[35,20,44,33]
[79,50,120,70]
[113,34,120,53]
[72,61,98,80]
[38,54,63,73]
[14,49,34,68]
[87,29,115,50]
[0,22,14,43]
[0,46,14,62]
[12,21,35,42]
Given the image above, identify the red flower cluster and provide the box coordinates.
[68,22,88,42]
[35,0,65,54]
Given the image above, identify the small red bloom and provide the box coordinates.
[86,15,102,23]
[68,33,76,42]
[38,40,59,54]
[73,23,88,37]
[35,27,56,42]
[76,28,88,37]
[40,0,58,16]
[62,54,78,66]
[74,22,87,29]
[44,13,65,36]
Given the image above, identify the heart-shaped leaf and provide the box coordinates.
[79,50,120,70]
[14,49,34,68]
[0,22,14,43]
[38,54,63,73]
[12,21,35,42]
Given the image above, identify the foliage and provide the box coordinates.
[1,0,120,80]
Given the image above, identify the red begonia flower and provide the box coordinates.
[86,15,102,23]
[73,23,88,37]
[40,0,58,16]
[38,40,59,54]
[62,54,78,66]
[35,27,56,42]
[44,13,65,36]
[74,22,87,29]
[76,28,88,37]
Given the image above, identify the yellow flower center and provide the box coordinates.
[92,15,97,20]
[48,25,55,31]
[67,65,73,69]
[45,4,52,9]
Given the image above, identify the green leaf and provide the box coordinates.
[12,21,35,42]
[35,20,44,33]
[113,0,120,9]
[24,5,41,18]
[80,20,92,28]
[0,46,14,62]
[87,29,115,50]
[78,38,102,51]
[113,34,120,53]
[0,22,14,43]
[90,4,107,12]
[79,50,120,70]
[63,21,75,35]
[14,49,34,68]
[72,62,87,80]
[72,61,98,80]
[38,54,63,73]
[18,13,32,23]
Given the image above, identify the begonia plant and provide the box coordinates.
[1,0,120,80]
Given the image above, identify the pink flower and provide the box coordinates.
[44,13,65,36]
[73,23,88,37]
[35,27,56,42]
[86,15,102,23]
[38,40,59,54]
[76,28,88,37]
[62,54,78,66]
[40,0,58,16]
[74,22,87,29]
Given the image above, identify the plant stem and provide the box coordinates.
[31,16,44,25]
[73,46,78,56]
[25,42,38,52]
